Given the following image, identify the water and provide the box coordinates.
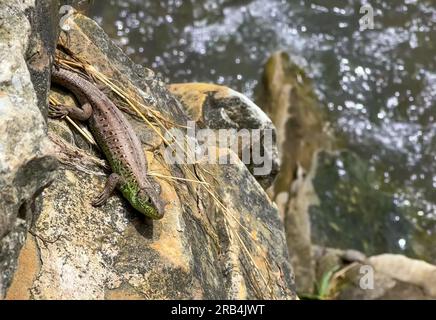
[89,0,436,261]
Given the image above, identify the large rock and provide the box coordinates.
[255,51,333,294]
[5,14,296,299]
[0,0,58,298]
[169,83,280,189]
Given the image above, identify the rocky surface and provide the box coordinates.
[0,0,58,298]
[313,246,436,300]
[169,83,280,189]
[255,51,333,294]
[4,14,296,299]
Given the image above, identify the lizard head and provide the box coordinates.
[134,187,165,220]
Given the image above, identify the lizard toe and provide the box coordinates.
[48,104,68,119]
[91,196,105,207]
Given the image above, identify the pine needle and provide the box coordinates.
[147,172,210,185]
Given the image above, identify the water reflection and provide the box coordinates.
[89,0,436,261]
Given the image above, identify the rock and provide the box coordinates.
[5,14,296,299]
[256,51,333,198]
[169,83,280,189]
[0,0,58,298]
[25,0,59,114]
[341,249,367,264]
[255,51,333,294]
[279,163,318,295]
[368,254,436,297]
[312,247,436,299]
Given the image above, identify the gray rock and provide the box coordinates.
[25,0,59,114]
[169,83,280,189]
[0,0,58,298]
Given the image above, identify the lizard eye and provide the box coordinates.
[138,190,150,203]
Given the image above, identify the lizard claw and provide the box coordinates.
[91,193,107,207]
[91,190,109,207]
[91,173,120,207]
[48,104,68,119]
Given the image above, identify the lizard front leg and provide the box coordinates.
[92,173,124,207]
[49,102,93,121]
[49,102,122,207]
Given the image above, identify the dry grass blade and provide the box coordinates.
[147,172,210,185]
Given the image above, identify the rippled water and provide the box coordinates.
[89,0,436,261]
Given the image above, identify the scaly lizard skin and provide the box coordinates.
[50,66,165,219]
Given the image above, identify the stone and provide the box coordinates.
[312,247,436,300]
[5,14,296,299]
[368,254,436,297]
[255,51,333,294]
[169,83,280,189]
[0,0,58,298]
[255,51,333,198]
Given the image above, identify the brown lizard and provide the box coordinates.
[49,66,165,219]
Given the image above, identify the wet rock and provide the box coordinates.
[169,83,279,189]
[256,51,333,294]
[0,0,58,298]
[5,14,296,299]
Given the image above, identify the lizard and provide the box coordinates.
[49,66,166,219]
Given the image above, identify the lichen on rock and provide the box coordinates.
[169,82,280,189]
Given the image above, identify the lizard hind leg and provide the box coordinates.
[92,173,123,207]
[48,102,92,121]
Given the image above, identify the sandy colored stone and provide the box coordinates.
[5,235,40,300]
[256,51,333,294]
